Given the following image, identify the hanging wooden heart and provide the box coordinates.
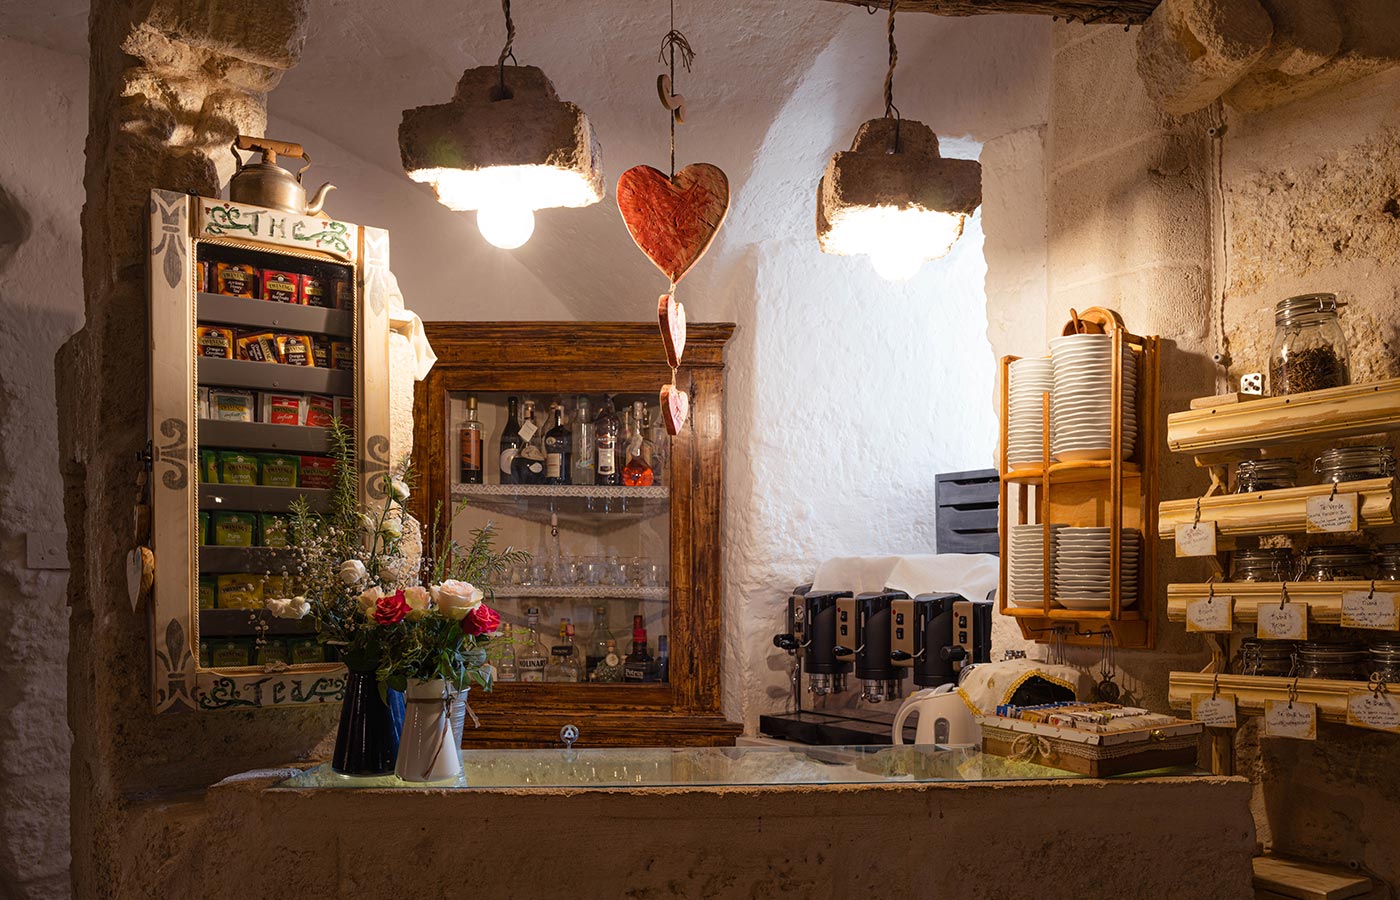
[658,292,687,369]
[661,383,689,435]
[617,163,730,285]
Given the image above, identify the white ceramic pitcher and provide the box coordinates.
[396,678,463,783]
[891,683,981,748]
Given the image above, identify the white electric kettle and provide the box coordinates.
[891,683,981,747]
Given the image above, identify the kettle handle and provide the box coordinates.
[234,136,313,180]
[891,683,957,746]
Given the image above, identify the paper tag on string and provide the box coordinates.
[1306,492,1358,533]
[1186,595,1234,633]
[1191,693,1237,728]
[518,420,538,444]
[1257,601,1307,641]
[1176,522,1217,557]
[1341,590,1399,630]
[1346,691,1400,734]
[1263,699,1317,740]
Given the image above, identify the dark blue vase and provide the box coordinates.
[332,669,402,776]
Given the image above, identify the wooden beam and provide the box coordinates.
[820,0,1159,24]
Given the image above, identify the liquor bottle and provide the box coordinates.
[590,639,623,683]
[498,396,523,485]
[546,619,582,682]
[517,608,547,682]
[655,634,669,683]
[571,395,595,485]
[622,400,654,486]
[511,399,547,484]
[494,623,518,683]
[593,395,621,486]
[647,406,669,487]
[544,407,572,485]
[459,395,484,484]
[623,614,654,682]
[584,604,614,676]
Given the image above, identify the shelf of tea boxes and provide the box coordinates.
[452,483,670,530]
[1166,580,1400,625]
[197,292,353,338]
[199,420,332,454]
[1168,671,1373,724]
[198,546,297,575]
[494,585,669,602]
[1166,376,1400,459]
[199,608,316,637]
[199,357,353,396]
[1156,477,1396,539]
[199,484,329,513]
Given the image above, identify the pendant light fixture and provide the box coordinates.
[816,0,981,281]
[398,0,603,249]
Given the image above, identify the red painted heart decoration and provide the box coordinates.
[617,163,730,285]
[658,292,687,369]
[661,383,689,435]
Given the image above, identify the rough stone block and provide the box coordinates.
[1254,0,1342,75]
[134,0,312,70]
[1136,0,1275,115]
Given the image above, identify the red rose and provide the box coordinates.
[373,590,410,626]
[462,604,501,637]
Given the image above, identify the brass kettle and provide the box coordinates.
[228,135,336,215]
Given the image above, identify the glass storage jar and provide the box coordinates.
[1232,548,1297,582]
[1300,545,1375,581]
[1368,639,1400,683]
[1269,293,1350,395]
[1296,641,1367,681]
[1235,639,1299,676]
[1376,544,1400,581]
[1235,458,1299,493]
[1313,445,1396,484]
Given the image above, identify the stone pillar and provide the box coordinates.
[57,2,315,896]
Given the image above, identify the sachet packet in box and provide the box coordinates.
[200,450,219,483]
[198,576,217,610]
[215,262,259,298]
[261,393,303,426]
[288,637,325,665]
[217,574,263,609]
[331,341,353,371]
[259,454,299,488]
[334,395,354,427]
[311,336,331,368]
[278,333,315,367]
[262,269,300,304]
[219,451,259,486]
[262,574,293,597]
[212,511,257,547]
[301,273,331,308]
[196,326,234,359]
[236,331,282,364]
[260,513,291,548]
[299,455,336,490]
[303,394,335,428]
[208,638,255,667]
[209,389,255,422]
[256,639,291,667]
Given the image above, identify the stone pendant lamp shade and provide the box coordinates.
[399,64,604,249]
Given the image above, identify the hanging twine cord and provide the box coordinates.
[882,0,902,153]
[497,0,518,98]
[658,0,695,178]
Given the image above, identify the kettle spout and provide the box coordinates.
[305,183,337,215]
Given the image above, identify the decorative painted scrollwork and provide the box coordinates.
[198,672,345,710]
[150,193,187,290]
[364,434,390,500]
[155,418,188,490]
[203,203,260,238]
[153,618,195,712]
[292,219,352,254]
[363,228,391,314]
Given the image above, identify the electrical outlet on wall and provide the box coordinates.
[1241,373,1264,395]
[26,531,68,570]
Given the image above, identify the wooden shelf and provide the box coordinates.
[1157,477,1395,539]
[197,292,352,337]
[452,483,669,530]
[1166,580,1400,625]
[1168,671,1378,724]
[199,608,316,637]
[198,420,332,454]
[494,585,669,602]
[1002,606,1143,620]
[199,484,329,513]
[198,546,297,574]
[1253,855,1372,900]
[199,357,353,396]
[1002,460,1142,485]
[1167,376,1400,457]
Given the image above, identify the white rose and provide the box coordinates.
[360,513,377,532]
[357,585,384,612]
[339,559,366,584]
[404,586,431,620]
[430,580,483,620]
[380,518,403,540]
[266,596,311,619]
[389,478,411,502]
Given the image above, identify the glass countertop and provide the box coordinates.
[279,746,1201,790]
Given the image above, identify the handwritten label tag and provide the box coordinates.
[518,420,538,443]
[1191,693,1237,728]
[1347,691,1400,734]
[1306,492,1359,533]
[1257,601,1307,641]
[1186,595,1234,633]
[1263,699,1317,740]
[1176,522,1217,557]
[1341,590,1400,631]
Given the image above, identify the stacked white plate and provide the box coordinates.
[1049,333,1138,461]
[1007,358,1055,468]
[1052,527,1141,610]
[1007,524,1063,607]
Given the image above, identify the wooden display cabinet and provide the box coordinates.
[412,322,741,747]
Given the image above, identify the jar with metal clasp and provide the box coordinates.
[1300,545,1375,582]
[1235,458,1299,493]
[1314,445,1396,485]
[1376,544,1400,582]
[1368,638,1400,684]
[1269,293,1350,395]
[1235,638,1299,676]
[1296,641,1367,681]
[1232,548,1297,583]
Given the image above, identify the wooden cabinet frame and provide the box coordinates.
[413,322,741,747]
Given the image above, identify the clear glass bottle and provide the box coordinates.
[459,395,484,484]
[648,405,669,486]
[571,395,595,485]
[622,401,655,487]
[1269,293,1350,395]
[544,407,572,485]
[498,396,522,485]
[517,608,547,682]
[623,614,654,682]
[546,618,582,683]
[655,634,669,683]
[494,623,518,682]
[594,395,621,486]
[584,604,613,677]
[591,639,623,683]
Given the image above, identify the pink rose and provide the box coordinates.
[373,589,410,626]
[462,605,501,637]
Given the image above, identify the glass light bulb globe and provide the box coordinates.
[477,205,535,249]
[870,250,924,282]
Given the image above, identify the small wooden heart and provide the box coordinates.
[661,383,689,435]
[617,163,730,285]
[658,292,687,369]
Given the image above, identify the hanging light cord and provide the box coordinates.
[882,0,902,153]
[658,0,695,178]
[497,0,518,98]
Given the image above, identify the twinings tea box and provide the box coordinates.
[200,449,219,483]
[334,395,354,427]
[198,576,217,610]
[259,454,300,488]
[311,336,330,368]
[236,331,282,364]
[209,389,254,422]
[262,269,300,304]
[197,260,212,293]
[331,340,353,371]
[261,393,303,426]
[278,333,315,367]
[288,637,324,665]
[300,455,335,489]
[303,394,335,428]
[256,639,291,667]
[332,278,353,310]
[209,638,254,666]
[196,325,234,359]
[198,511,210,545]
[217,574,263,609]
[215,262,259,298]
[262,574,292,596]
[260,513,291,548]
[219,451,259,486]
[301,273,330,308]
[212,511,256,547]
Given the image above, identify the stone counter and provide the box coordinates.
[119,773,1255,899]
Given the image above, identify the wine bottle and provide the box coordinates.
[512,399,547,484]
[544,407,572,485]
[498,396,522,485]
[459,395,483,484]
[623,614,654,682]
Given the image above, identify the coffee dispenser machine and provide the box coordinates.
[763,584,994,745]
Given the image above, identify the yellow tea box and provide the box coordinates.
[219,451,259,486]
[259,454,299,488]
[212,511,256,547]
[217,574,263,609]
